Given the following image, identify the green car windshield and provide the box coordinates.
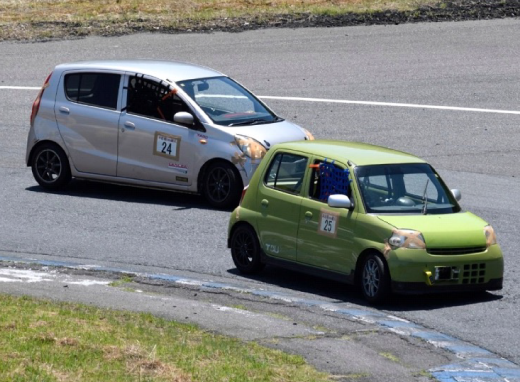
[355,163,461,215]
[176,76,280,127]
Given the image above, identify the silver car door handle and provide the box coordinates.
[123,121,136,130]
[58,106,70,114]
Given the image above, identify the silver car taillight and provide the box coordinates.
[30,72,53,126]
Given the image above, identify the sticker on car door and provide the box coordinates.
[318,209,339,238]
[154,132,181,160]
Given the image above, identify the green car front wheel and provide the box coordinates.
[361,253,390,304]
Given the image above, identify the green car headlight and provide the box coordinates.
[484,225,497,247]
[388,229,426,249]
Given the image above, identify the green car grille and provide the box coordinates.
[461,263,486,285]
[433,263,486,285]
[427,246,486,255]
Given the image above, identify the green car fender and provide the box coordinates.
[347,213,395,277]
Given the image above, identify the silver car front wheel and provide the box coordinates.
[203,161,242,209]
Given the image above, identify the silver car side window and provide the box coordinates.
[64,73,120,110]
[126,76,190,123]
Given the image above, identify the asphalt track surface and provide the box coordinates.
[1,18,520,381]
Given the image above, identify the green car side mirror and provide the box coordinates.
[451,189,461,201]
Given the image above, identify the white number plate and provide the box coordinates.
[154,132,180,160]
[318,209,339,238]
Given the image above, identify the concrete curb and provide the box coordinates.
[1,255,519,382]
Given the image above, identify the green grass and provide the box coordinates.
[379,352,400,363]
[108,275,135,287]
[0,0,514,41]
[0,0,439,41]
[0,294,331,381]
[0,0,427,23]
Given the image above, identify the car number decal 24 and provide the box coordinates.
[318,209,339,238]
[154,132,181,161]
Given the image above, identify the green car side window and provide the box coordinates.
[264,153,308,194]
[309,160,352,201]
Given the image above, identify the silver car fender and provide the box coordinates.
[26,106,69,166]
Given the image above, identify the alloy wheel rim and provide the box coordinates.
[208,167,230,202]
[234,231,253,266]
[363,258,380,297]
[36,149,62,183]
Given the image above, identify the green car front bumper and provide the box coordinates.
[387,244,504,294]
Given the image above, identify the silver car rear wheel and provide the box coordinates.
[31,143,71,190]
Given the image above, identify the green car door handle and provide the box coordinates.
[305,211,313,220]
[261,199,269,207]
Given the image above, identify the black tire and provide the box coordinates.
[230,225,265,274]
[203,161,242,209]
[31,143,71,191]
[360,253,391,304]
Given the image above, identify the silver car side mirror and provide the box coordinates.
[451,189,461,201]
[174,111,194,126]
[328,194,353,209]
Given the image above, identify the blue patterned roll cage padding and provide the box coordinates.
[318,159,351,201]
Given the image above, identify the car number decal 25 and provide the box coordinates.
[154,132,181,161]
[318,209,339,238]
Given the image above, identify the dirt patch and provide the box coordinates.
[1,0,519,42]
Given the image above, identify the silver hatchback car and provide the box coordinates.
[26,60,313,208]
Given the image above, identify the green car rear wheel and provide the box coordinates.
[230,225,265,274]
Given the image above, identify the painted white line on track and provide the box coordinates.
[0,86,40,90]
[260,95,520,115]
[2,86,520,115]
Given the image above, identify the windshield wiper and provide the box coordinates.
[422,179,430,215]
[228,119,271,127]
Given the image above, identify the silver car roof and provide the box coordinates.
[54,60,225,82]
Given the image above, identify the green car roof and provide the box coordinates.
[276,140,426,166]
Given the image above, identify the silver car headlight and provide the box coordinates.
[302,128,315,141]
[484,225,497,247]
[388,229,426,249]
[234,135,267,160]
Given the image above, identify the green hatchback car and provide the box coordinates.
[227,140,503,303]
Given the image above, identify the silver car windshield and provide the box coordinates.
[355,163,460,215]
[176,76,281,127]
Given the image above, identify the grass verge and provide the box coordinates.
[0,293,330,381]
[0,0,435,25]
[1,0,519,42]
